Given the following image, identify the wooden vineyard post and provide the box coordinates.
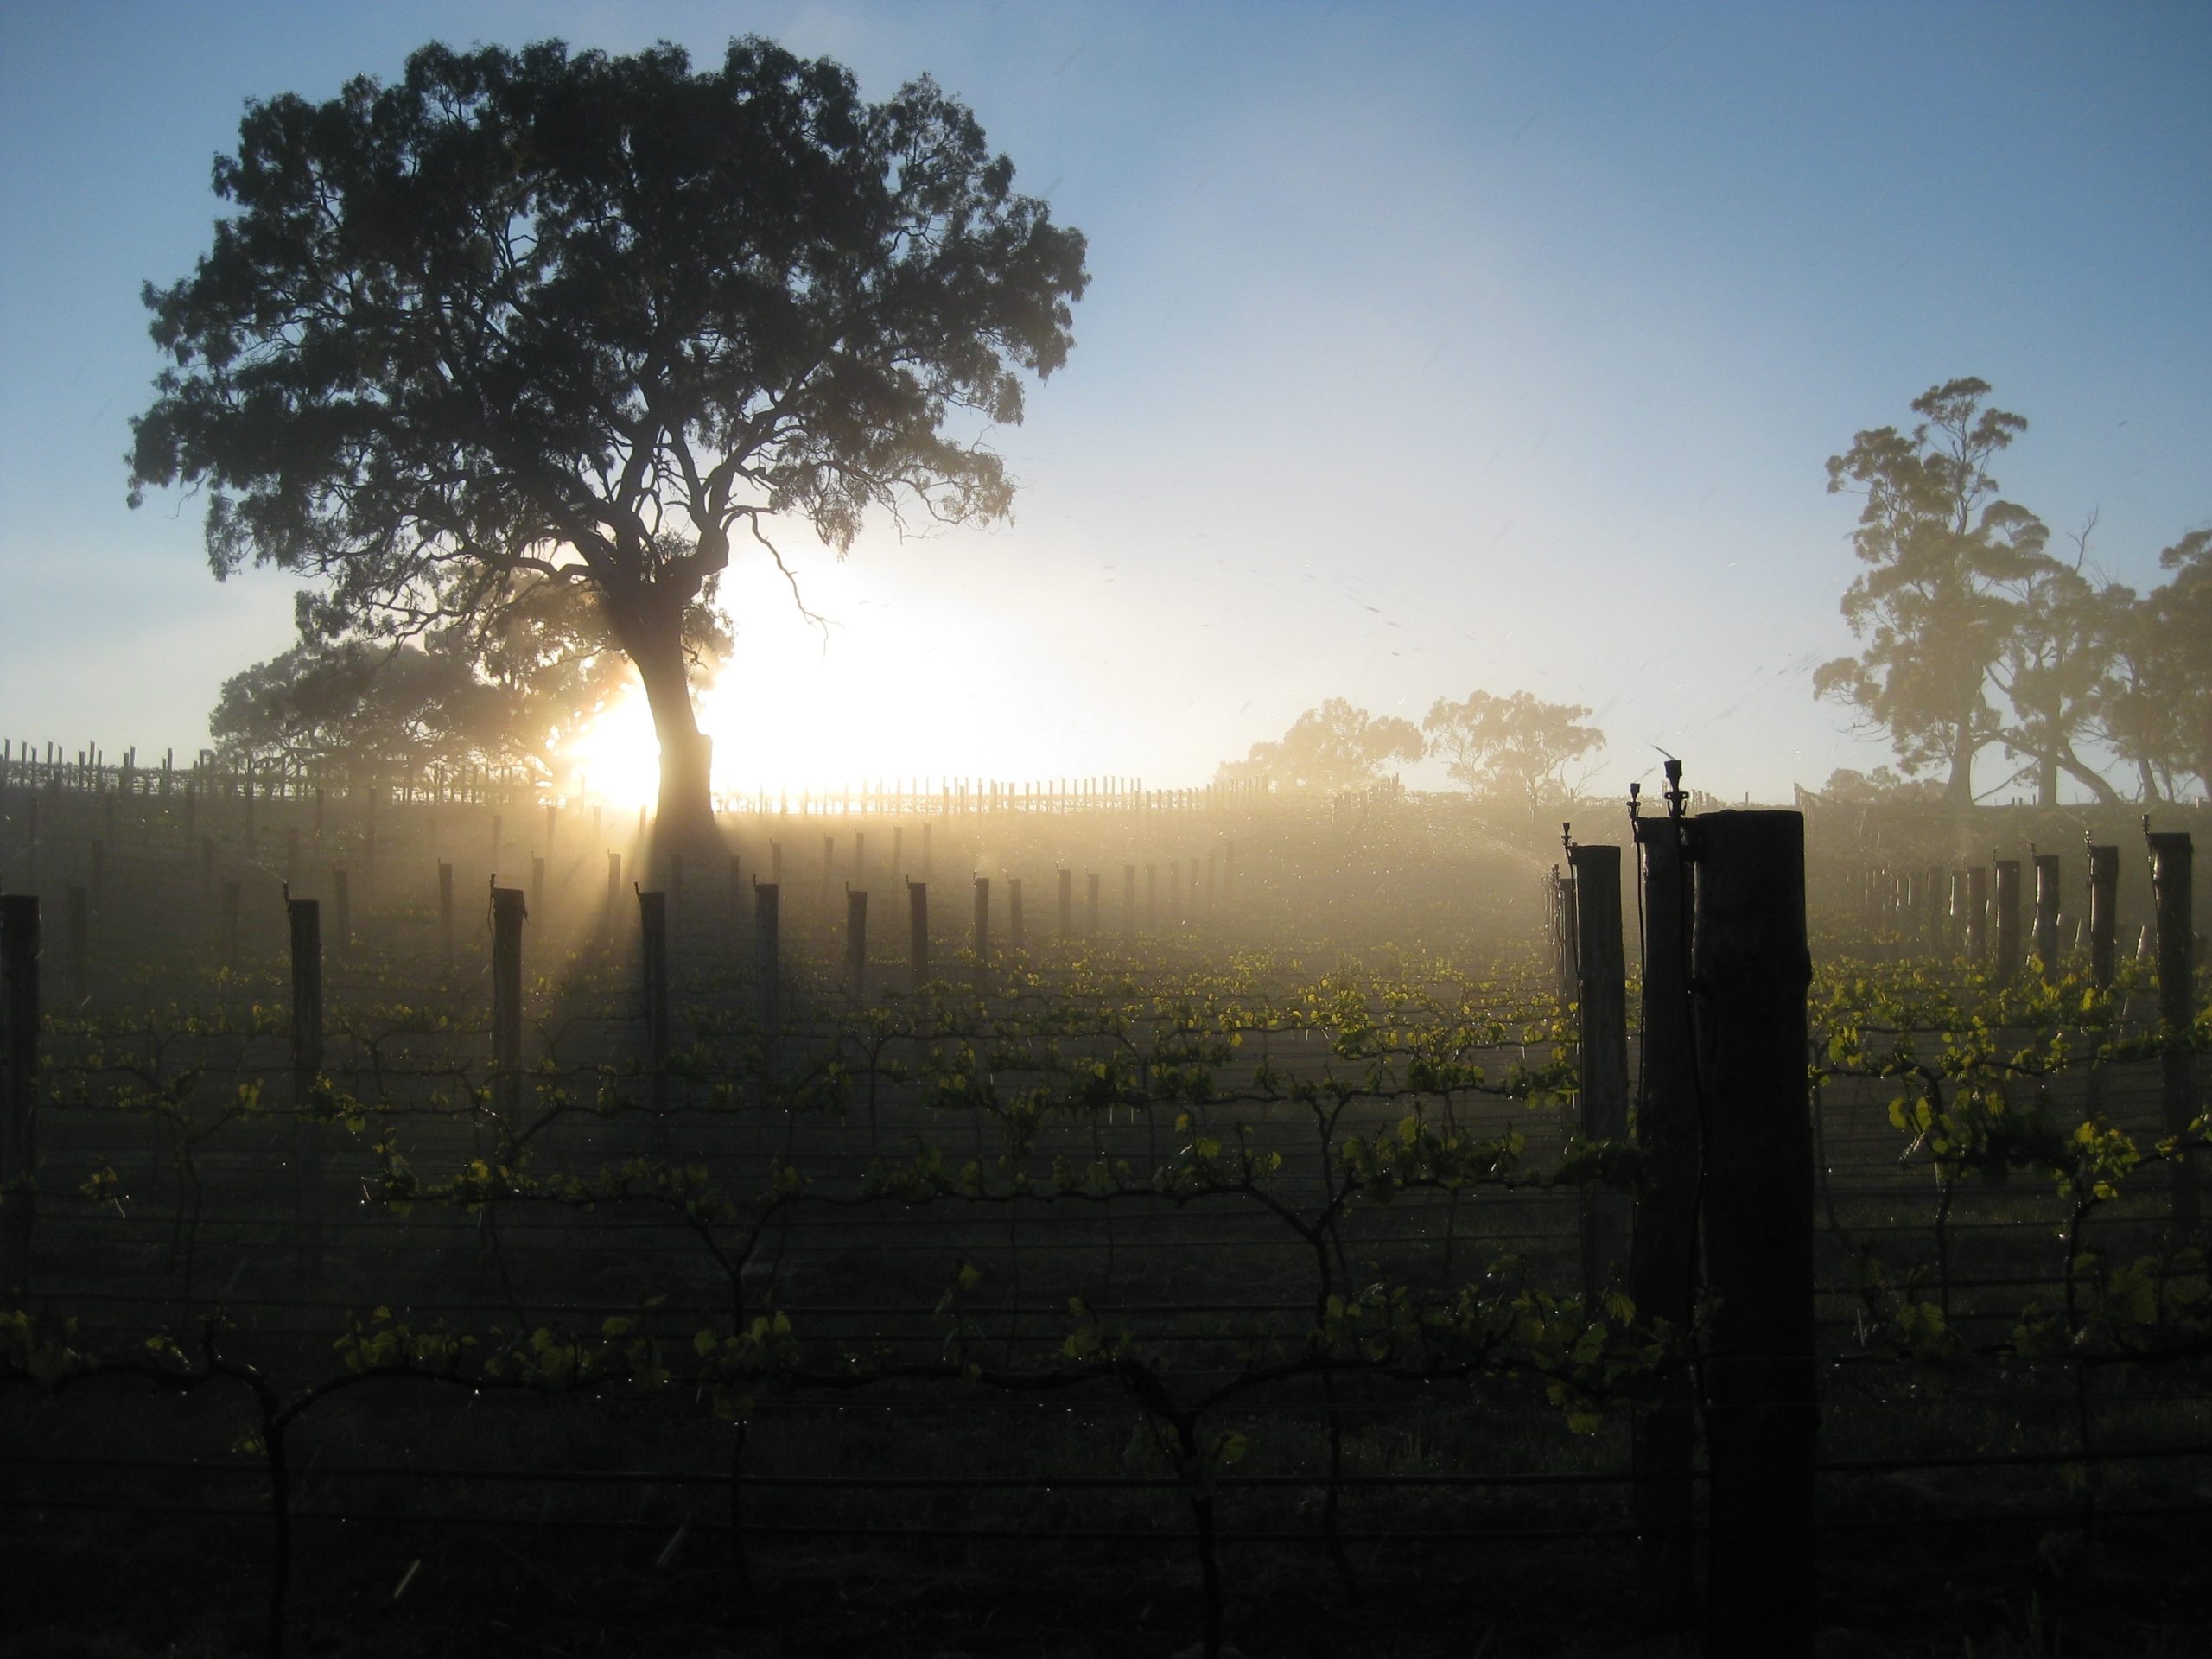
[287,896,324,1249]
[1993,860,2022,984]
[2032,853,2063,974]
[2147,831,2198,1232]
[1058,868,1073,940]
[1688,810,1815,1659]
[438,862,455,969]
[1008,877,1024,952]
[846,888,868,1001]
[1630,805,1697,1618]
[1966,864,1990,962]
[638,889,670,1136]
[972,876,991,969]
[1086,872,1100,940]
[219,881,241,969]
[1568,842,1630,1299]
[1548,863,1579,1004]
[908,881,930,988]
[2,896,39,1297]
[474,885,523,1138]
[2087,843,2119,989]
[753,882,781,1035]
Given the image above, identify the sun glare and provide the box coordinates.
[561,683,663,809]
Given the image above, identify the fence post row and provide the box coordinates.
[1,896,38,1297]
[1686,810,1815,1659]
[1992,858,2021,983]
[2032,852,2062,971]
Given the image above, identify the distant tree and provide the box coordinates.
[1815,378,2047,806]
[130,36,1086,839]
[1421,690,1604,820]
[211,638,499,781]
[2139,529,2212,796]
[1216,698,1423,791]
[1986,518,2120,805]
[1817,766,1946,804]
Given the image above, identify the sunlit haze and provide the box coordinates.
[3,2,2208,803]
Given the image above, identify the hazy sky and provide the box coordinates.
[3,1,2208,802]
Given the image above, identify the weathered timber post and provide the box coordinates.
[1086,872,1101,940]
[1569,842,1630,1298]
[1058,868,1073,939]
[1549,864,1579,1004]
[2,896,39,1296]
[1966,864,1990,962]
[219,881,241,969]
[438,862,455,969]
[908,881,930,987]
[638,889,670,1133]
[288,896,324,1246]
[2087,843,2120,989]
[1688,810,1815,1659]
[1993,860,2022,983]
[2147,832,2198,1231]
[2032,853,2063,974]
[753,883,781,1033]
[972,876,991,969]
[846,888,868,1001]
[1008,877,1025,952]
[492,887,525,1122]
[1630,812,1698,1618]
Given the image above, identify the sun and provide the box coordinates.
[560,683,662,809]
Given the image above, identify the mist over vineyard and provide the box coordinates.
[3,7,2209,1658]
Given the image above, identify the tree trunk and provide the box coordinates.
[613,593,720,848]
[1943,721,1975,808]
[2036,752,2057,808]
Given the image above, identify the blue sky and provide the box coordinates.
[3,1,2207,801]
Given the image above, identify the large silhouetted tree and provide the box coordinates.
[1421,690,1605,821]
[1216,699,1423,791]
[1815,378,2045,806]
[130,37,1086,838]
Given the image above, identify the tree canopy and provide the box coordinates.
[130,35,1087,835]
[1215,699,1423,792]
[1421,690,1605,819]
[1816,378,2209,806]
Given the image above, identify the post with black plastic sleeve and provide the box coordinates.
[637,889,669,1141]
[1689,810,1815,1659]
[1629,783,1697,1619]
[2146,830,2197,1232]
[1567,836,1629,1298]
[288,894,324,1250]
[2032,851,2062,974]
[492,887,525,1123]
[2087,842,2119,990]
[2,895,39,1297]
[972,876,991,973]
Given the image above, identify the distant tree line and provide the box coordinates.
[1817,377,2210,807]
[1215,691,1605,817]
